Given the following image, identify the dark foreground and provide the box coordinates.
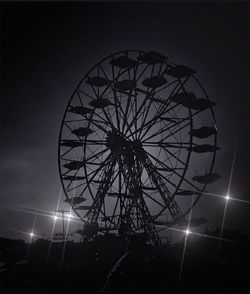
[0,230,249,294]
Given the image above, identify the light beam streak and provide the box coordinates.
[178,194,194,287]
[46,189,62,268]
[60,208,72,274]
[217,143,237,254]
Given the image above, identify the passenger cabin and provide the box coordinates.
[170,91,196,106]
[192,173,221,184]
[110,56,137,69]
[60,140,83,148]
[115,79,136,91]
[189,126,217,139]
[63,160,85,170]
[175,190,201,196]
[89,98,113,108]
[142,76,167,88]
[86,76,110,87]
[72,127,93,137]
[187,144,220,153]
[69,106,92,115]
[62,175,85,181]
[165,65,196,79]
[137,51,167,65]
[65,197,87,205]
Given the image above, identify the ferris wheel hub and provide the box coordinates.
[106,131,146,162]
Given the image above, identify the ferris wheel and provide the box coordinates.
[58,50,220,245]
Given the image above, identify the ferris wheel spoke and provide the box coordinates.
[100,171,122,228]
[101,63,123,128]
[138,78,191,140]
[145,157,172,199]
[99,63,126,131]
[123,89,153,137]
[64,118,87,123]
[159,146,180,170]
[85,143,103,159]
[120,63,139,134]
[61,168,73,177]
[145,78,181,120]
[139,104,184,142]
[106,194,120,231]
[159,121,190,143]
[64,170,83,190]
[138,92,157,139]
[86,160,118,221]
[140,119,181,143]
[91,109,114,127]
[164,162,201,192]
[64,122,85,142]
[157,62,164,76]
[155,75,190,95]
[86,75,100,99]
[86,147,109,163]
[128,97,151,139]
[126,98,147,138]
[158,107,209,143]
[152,207,168,221]
[134,64,158,134]
[135,63,150,82]
[137,193,160,235]
[144,141,194,149]
[94,71,113,99]
[126,94,138,129]
[90,116,111,134]
[76,154,113,199]
[144,157,184,221]
[131,101,177,140]
[112,92,123,132]
[164,120,182,143]
[152,206,175,223]
[70,95,111,135]
[110,55,123,79]
[121,86,153,134]
[66,179,87,193]
[78,89,97,101]
[102,107,116,130]
[143,190,166,208]
[83,140,106,145]
[60,146,76,158]
[112,93,137,139]
[148,144,182,172]
[142,116,189,144]
[67,154,112,194]
[106,103,122,132]
[160,146,186,166]
[117,161,133,217]
[145,152,181,190]
[121,88,135,134]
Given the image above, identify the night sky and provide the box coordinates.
[1,2,249,240]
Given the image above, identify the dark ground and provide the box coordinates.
[0,230,249,294]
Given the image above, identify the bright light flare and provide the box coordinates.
[30,232,34,238]
[66,212,74,221]
[185,229,191,235]
[225,195,230,201]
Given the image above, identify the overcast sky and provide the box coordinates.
[1,2,249,240]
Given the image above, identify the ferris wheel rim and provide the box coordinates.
[58,50,218,231]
